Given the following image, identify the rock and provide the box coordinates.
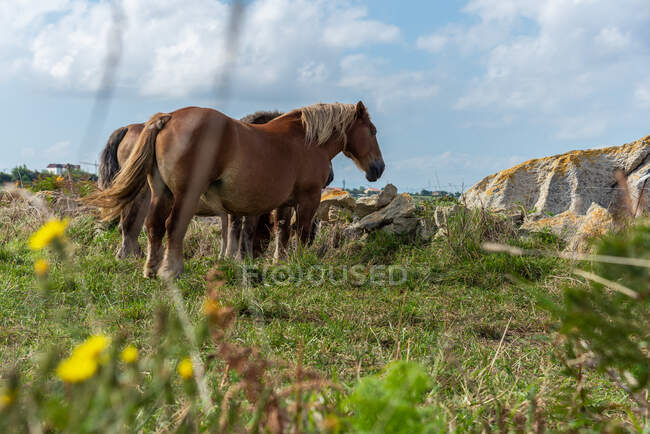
[377,184,398,207]
[345,193,416,236]
[572,203,615,250]
[353,183,399,218]
[434,204,461,228]
[317,189,356,221]
[520,202,614,251]
[382,216,418,235]
[461,134,650,247]
[354,196,380,218]
[416,220,434,241]
[463,135,650,217]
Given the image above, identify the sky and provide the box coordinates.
[1,0,650,192]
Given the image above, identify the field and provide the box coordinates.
[0,190,647,432]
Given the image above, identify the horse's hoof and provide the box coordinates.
[143,266,157,279]
[117,243,142,259]
[116,247,127,259]
[157,266,181,280]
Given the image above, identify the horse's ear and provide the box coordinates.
[355,101,366,118]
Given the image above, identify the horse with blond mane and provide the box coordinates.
[87,101,384,279]
[97,111,313,260]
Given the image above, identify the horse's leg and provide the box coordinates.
[295,194,320,246]
[225,215,242,259]
[273,206,293,263]
[218,212,228,260]
[253,212,272,258]
[117,186,150,258]
[144,174,172,278]
[238,215,259,259]
[158,187,203,280]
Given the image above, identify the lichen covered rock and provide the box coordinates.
[463,135,650,216]
[354,184,398,218]
[345,193,416,236]
[316,189,356,221]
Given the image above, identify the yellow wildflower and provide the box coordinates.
[0,391,15,409]
[177,357,193,380]
[56,355,98,383]
[323,414,341,431]
[73,335,110,360]
[120,345,138,364]
[28,218,69,251]
[34,259,49,276]
[203,298,220,316]
[55,175,65,184]
[56,335,111,383]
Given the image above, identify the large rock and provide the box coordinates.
[346,193,417,236]
[316,189,356,221]
[462,135,650,247]
[463,135,650,217]
[521,202,614,251]
[354,183,398,218]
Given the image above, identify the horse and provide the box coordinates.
[87,101,384,279]
[98,111,330,260]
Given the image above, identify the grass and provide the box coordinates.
[0,195,640,431]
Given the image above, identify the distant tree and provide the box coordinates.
[11,165,41,184]
[0,171,11,183]
[419,189,433,196]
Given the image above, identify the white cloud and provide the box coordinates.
[322,6,400,48]
[635,80,650,109]
[2,0,407,105]
[338,54,438,110]
[418,0,650,139]
[596,27,631,51]
[416,33,448,53]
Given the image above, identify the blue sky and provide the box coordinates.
[1,0,650,192]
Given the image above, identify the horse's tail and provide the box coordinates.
[86,113,171,221]
[97,126,128,190]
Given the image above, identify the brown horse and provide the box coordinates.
[98,111,304,259]
[88,102,384,279]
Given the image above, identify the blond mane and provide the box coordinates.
[294,103,357,147]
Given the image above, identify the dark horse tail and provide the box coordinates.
[97,126,128,190]
[86,113,171,221]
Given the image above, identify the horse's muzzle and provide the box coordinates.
[366,159,385,182]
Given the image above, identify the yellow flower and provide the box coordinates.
[56,335,111,383]
[323,414,341,431]
[0,391,15,409]
[203,298,220,316]
[73,335,110,360]
[56,355,98,383]
[28,218,69,251]
[120,345,138,364]
[34,259,49,276]
[55,176,64,184]
[177,357,193,380]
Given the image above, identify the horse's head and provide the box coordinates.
[345,101,385,182]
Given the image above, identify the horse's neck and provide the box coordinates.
[280,113,345,160]
[321,136,346,161]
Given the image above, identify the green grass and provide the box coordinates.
[0,200,639,431]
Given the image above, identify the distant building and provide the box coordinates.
[45,163,80,176]
[364,187,381,195]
